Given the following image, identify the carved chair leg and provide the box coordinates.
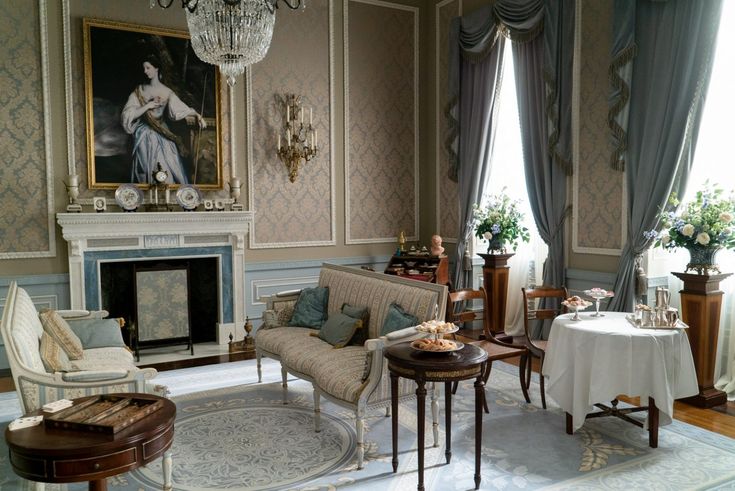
[385,405,391,417]
[431,382,440,447]
[519,354,531,403]
[162,449,173,491]
[355,410,365,470]
[481,363,492,414]
[281,366,288,405]
[256,352,262,383]
[313,386,322,433]
[539,353,547,410]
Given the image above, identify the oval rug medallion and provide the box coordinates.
[131,403,355,490]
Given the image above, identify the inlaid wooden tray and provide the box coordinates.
[44,395,163,434]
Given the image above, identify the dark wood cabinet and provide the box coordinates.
[384,254,450,286]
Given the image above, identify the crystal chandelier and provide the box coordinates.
[154,0,303,86]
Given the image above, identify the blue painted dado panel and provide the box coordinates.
[83,247,234,324]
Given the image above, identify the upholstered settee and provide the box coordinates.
[255,263,448,469]
[0,282,167,414]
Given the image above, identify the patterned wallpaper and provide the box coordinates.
[248,0,333,247]
[346,0,418,243]
[576,0,624,251]
[0,1,54,258]
[437,0,459,241]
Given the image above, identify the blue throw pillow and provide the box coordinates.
[318,312,363,348]
[65,318,127,349]
[289,287,329,328]
[380,302,419,336]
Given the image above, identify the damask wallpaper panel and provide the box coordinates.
[0,0,54,259]
[346,0,418,244]
[437,0,459,242]
[248,0,333,248]
[574,0,624,253]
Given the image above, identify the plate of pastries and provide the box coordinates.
[411,338,464,353]
[415,320,459,335]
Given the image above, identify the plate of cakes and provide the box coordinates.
[415,320,459,336]
[411,338,464,353]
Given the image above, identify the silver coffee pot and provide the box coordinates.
[655,287,670,310]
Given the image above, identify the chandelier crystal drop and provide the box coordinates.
[185,0,275,86]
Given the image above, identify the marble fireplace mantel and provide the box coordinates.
[57,211,254,344]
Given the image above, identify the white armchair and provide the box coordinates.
[1,282,166,414]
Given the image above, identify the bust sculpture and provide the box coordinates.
[431,234,444,257]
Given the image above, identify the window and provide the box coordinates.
[474,41,548,335]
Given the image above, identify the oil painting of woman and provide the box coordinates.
[84,19,221,189]
[121,54,206,185]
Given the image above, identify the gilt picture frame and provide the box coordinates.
[83,18,223,190]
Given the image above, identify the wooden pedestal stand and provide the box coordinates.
[672,272,732,408]
[478,253,514,336]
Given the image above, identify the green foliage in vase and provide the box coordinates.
[646,182,735,251]
[473,190,530,252]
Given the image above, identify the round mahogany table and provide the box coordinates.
[5,393,175,491]
[385,342,488,491]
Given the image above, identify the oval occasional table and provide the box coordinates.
[5,393,175,491]
[385,342,488,491]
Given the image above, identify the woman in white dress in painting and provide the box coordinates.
[121,54,206,185]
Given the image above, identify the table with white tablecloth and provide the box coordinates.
[542,311,698,443]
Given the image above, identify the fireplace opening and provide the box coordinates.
[100,258,219,346]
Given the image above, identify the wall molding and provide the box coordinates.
[571,0,627,256]
[246,0,336,249]
[344,0,420,245]
[1,0,56,259]
[434,0,460,244]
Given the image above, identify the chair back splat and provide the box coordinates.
[448,287,531,411]
[520,285,569,409]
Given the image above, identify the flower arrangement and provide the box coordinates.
[646,183,735,252]
[473,190,530,253]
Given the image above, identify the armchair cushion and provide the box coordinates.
[289,287,329,329]
[380,303,419,336]
[39,332,71,372]
[65,318,127,349]
[62,369,130,382]
[39,310,84,360]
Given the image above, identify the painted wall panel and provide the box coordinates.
[346,0,418,244]
[0,0,54,258]
[248,0,334,248]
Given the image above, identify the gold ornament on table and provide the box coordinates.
[275,94,318,183]
[229,317,255,354]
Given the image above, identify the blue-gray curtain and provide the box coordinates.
[510,0,574,338]
[447,7,506,291]
[608,0,723,312]
[447,0,556,292]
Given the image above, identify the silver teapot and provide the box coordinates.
[655,287,670,310]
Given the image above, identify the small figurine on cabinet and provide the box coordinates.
[398,230,406,253]
[431,234,445,257]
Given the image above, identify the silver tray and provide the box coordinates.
[625,314,688,330]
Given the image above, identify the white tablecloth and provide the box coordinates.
[542,312,698,431]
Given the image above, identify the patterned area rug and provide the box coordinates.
[2,360,735,490]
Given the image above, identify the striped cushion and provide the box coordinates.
[39,332,71,372]
[256,326,316,355]
[39,310,84,360]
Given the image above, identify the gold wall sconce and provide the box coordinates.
[276,94,317,182]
